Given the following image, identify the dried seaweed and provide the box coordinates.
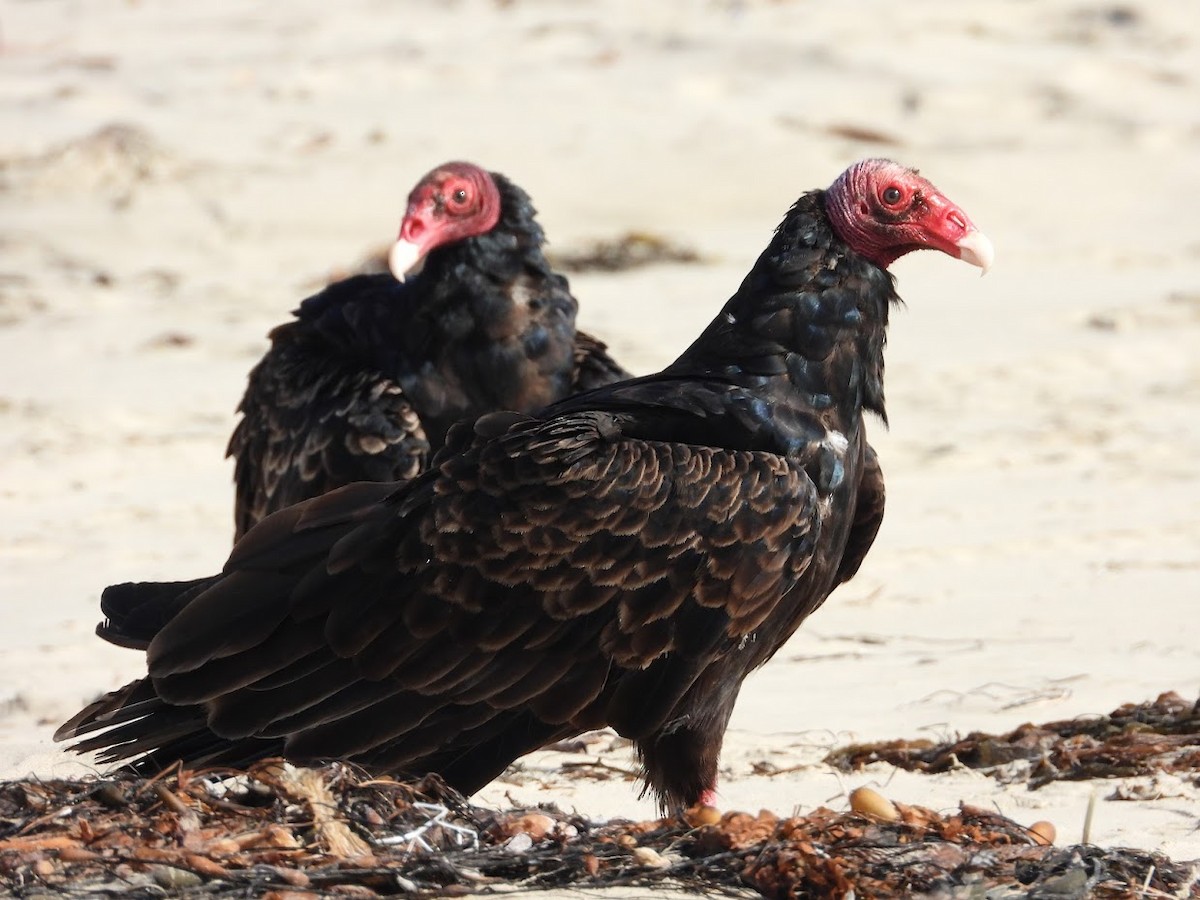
[827,691,1200,790]
[1,760,1196,898]
[546,231,705,273]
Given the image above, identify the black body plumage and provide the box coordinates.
[227,174,629,539]
[61,188,897,811]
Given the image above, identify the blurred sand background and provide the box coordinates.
[1,0,1198,861]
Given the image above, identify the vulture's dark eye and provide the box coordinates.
[882,186,902,205]
[453,189,468,204]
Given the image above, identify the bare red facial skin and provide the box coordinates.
[823,159,992,272]
[388,162,502,279]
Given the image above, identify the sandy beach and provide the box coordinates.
[2,0,1198,868]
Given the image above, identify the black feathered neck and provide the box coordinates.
[667,189,898,423]
[288,172,574,372]
[280,172,583,448]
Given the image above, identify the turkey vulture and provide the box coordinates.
[58,159,992,810]
[227,161,630,539]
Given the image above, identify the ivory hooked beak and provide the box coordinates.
[955,229,994,275]
[387,239,424,282]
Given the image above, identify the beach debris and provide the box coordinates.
[376,801,480,853]
[1028,820,1057,846]
[826,691,1200,789]
[684,803,723,827]
[143,331,196,349]
[546,231,705,272]
[270,763,371,858]
[777,118,906,147]
[544,727,629,753]
[847,785,900,822]
[1,761,1197,897]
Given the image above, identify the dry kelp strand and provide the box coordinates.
[827,691,1200,790]
[1,760,1197,897]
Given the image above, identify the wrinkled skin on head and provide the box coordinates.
[823,158,993,273]
[388,162,503,280]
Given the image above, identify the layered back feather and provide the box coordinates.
[227,174,630,539]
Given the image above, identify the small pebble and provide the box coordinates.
[848,786,900,822]
[685,804,722,827]
[91,783,128,808]
[32,858,55,877]
[504,832,533,853]
[149,865,203,889]
[205,838,241,857]
[1029,820,1056,845]
[272,866,311,888]
[515,812,557,840]
[632,846,671,868]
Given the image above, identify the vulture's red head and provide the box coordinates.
[824,159,993,273]
[388,162,502,280]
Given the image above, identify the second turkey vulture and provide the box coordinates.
[58,159,992,811]
[227,161,630,539]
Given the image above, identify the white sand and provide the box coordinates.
[2,0,1198,866]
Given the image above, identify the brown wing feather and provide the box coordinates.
[834,441,885,585]
[142,411,820,799]
[228,332,429,540]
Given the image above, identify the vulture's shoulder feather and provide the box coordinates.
[571,330,632,392]
[227,325,430,540]
[835,441,885,586]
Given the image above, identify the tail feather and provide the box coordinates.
[59,480,409,777]
[54,679,160,741]
[97,577,220,650]
[97,729,286,776]
[54,675,285,773]
[71,709,207,758]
